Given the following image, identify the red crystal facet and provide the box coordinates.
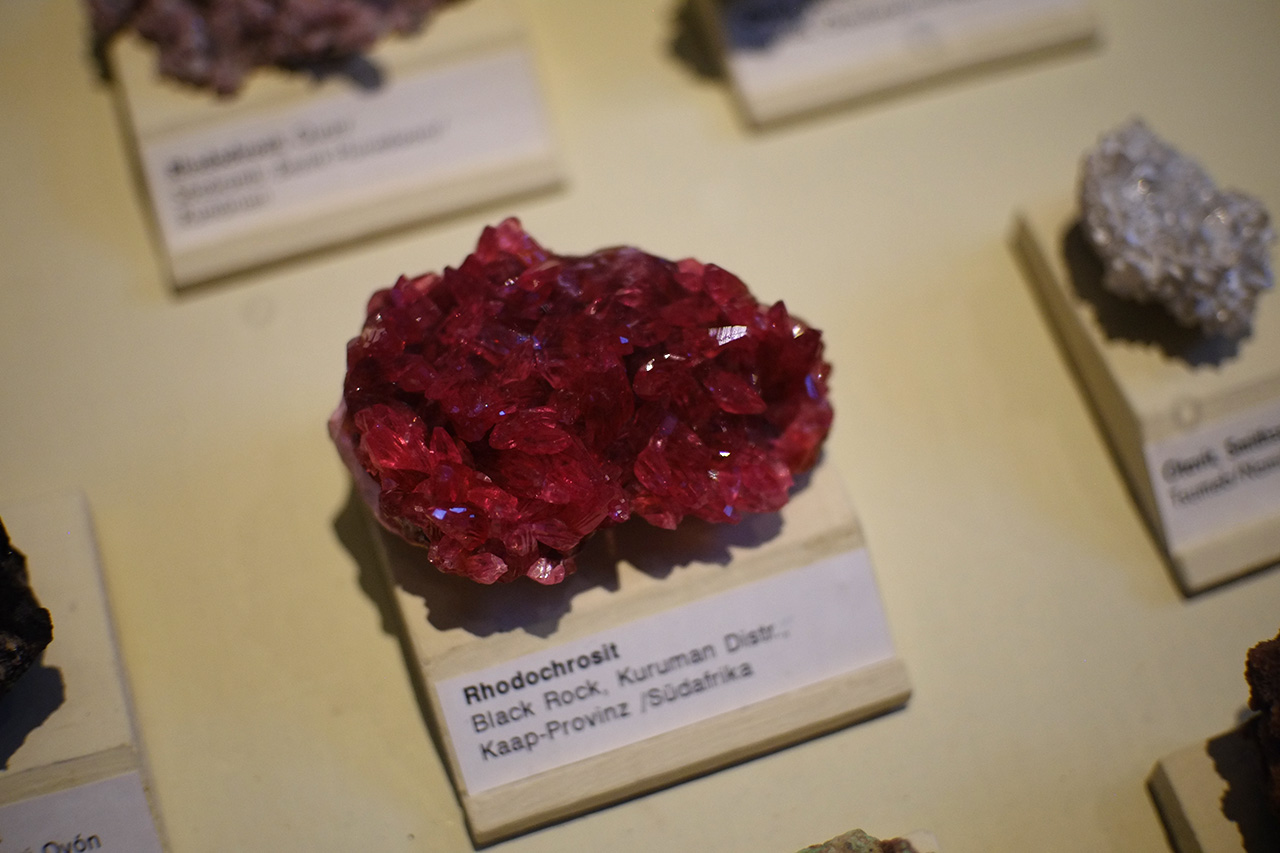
[331,219,833,585]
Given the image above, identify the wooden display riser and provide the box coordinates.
[695,0,1096,126]
[368,461,911,844]
[1013,199,1280,594]
[110,0,561,287]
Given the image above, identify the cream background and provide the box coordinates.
[1,1,1278,850]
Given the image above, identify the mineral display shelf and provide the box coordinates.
[5,1,1280,851]
[1150,724,1279,853]
[696,0,1097,126]
[109,0,561,287]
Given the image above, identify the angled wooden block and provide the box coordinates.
[1149,725,1279,853]
[369,461,910,845]
[696,0,1096,126]
[0,495,168,852]
[1013,199,1280,593]
[110,0,561,286]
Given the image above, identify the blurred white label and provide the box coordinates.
[715,0,1094,120]
[1145,398,1280,550]
[437,548,895,793]
[0,772,163,853]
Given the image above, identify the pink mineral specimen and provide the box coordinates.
[87,0,457,96]
[331,219,832,585]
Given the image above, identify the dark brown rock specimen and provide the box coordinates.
[0,518,54,698]
[1246,629,1280,817]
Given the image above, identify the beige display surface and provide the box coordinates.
[1014,199,1280,593]
[111,0,561,287]
[2,1,1280,852]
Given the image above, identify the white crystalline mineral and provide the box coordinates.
[1079,120,1274,338]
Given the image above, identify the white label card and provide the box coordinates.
[0,772,163,853]
[139,48,551,253]
[1144,397,1280,551]
[436,548,895,794]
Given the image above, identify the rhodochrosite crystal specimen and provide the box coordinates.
[331,219,832,585]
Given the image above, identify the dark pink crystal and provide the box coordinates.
[331,219,832,585]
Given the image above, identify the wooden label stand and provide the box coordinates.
[1014,199,1280,593]
[369,462,910,844]
[110,0,561,287]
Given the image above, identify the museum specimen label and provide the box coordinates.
[140,50,551,257]
[110,0,560,285]
[377,460,910,842]
[0,772,164,853]
[1144,398,1280,553]
[436,548,894,793]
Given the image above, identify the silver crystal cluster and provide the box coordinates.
[1079,120,1275,338]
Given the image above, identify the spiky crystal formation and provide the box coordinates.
[331,219,832,584]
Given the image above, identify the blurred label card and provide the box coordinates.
[1144,398,1280,551]
[0,772,164,853]
[141,49,553,256]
